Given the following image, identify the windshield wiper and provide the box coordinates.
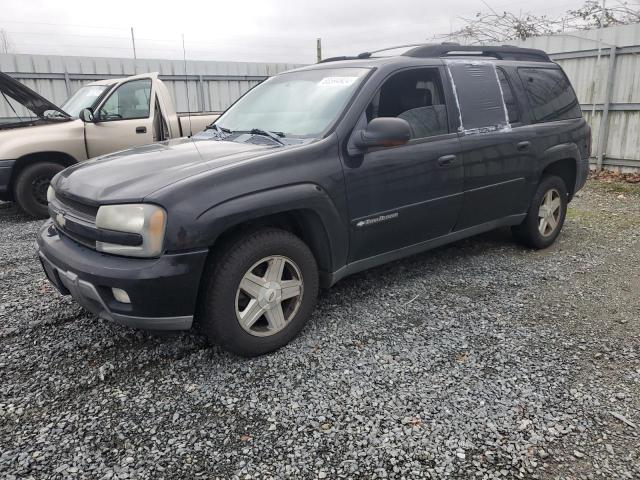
[248,128,286,145]
[206,124,232,134]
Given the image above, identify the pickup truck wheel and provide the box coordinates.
[199,228,319,357]
[512,175,567,249]
[14,162,64,219]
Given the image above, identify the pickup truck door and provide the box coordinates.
[343,66,463,262]
[450,63,533,230]
[84,77,155,158]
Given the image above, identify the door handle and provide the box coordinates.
[517,141,531,151]
[437,154,456,166]
[136,126,147,134]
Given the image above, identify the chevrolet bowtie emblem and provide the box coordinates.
[56,212,66,228]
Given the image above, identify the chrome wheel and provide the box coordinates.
[538,188,561,237]
[235,255,304,337]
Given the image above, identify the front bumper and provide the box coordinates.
[0,159,15,200]
[36,220,208,330]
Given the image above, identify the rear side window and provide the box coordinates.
[496,69,520,124]
[518,68,581,123]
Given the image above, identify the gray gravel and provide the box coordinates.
[1,179,639,479]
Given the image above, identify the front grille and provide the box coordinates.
[57,223,97,249]
[56,192,99,221]
[49,193,143,251]
[49,193,99,249]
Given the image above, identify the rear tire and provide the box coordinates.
[512,175,568,249]
[198,228,319,357]
[14,162,64,219]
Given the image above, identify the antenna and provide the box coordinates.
[182,33,193,137]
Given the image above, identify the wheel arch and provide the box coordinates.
[10,151,77,197]
[191,183,348,287]
[538,143,579,199]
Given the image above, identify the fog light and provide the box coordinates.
[112,287,131,304]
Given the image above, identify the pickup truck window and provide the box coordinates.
[367,68,449,139]
[97,79,152,121]
[496,68,520,124]
[61,85,109,118]
[518,67,581,123]
[215,68,369,138]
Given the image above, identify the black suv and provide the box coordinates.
[37,44,590,356]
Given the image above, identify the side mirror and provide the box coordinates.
[78,108,95,123]
[352,117,411,150]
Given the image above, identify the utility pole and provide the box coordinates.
[131,27,137,60]
[316,38,322,63]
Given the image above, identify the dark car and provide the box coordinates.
[37,44,590,356]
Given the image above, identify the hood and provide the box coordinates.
[53,137,283,204]
[0,71,70,118]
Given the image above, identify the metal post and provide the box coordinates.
[596,45,617,171]
[316,38,322,63]
[131,27,137,60]
[198,74,205,112]
[63,71,71,97]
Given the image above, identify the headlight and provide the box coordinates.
[95,204,166,257]
[47,185,55,203]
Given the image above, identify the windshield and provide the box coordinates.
[61,85,109,117]
[215,67,370,138]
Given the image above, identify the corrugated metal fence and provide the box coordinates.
[0,53,302,118]
[515,23,640,171]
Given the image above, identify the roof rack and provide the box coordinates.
[318,42,551,64]
[403,44,551,62]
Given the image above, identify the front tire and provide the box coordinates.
[512,175,568,249]
[198,228,319,357]
[14,162,64,219]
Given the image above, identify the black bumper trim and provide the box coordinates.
[36,220,208,329]
[38,250,193,330]
[0,159,16,199]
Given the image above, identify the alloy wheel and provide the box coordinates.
[234,255,304,337]
[538,188,561,237]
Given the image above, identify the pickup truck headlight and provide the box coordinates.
[95,204,166,257]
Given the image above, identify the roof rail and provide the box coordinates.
[403,44,551,62]
[318,42,551,64]
[318,56,360,64]
[356,43,430,59]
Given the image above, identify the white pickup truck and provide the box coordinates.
[0,72,219,217]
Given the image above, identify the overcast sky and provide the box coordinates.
[1,0,588,64]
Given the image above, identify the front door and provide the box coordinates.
[342,67,464,262]
[84,78,155,158]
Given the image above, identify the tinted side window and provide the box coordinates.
[367,68,449,140]
[99,79,152,121]
[518,68,581,122]
[496,68,520,123]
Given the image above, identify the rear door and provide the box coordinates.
[449,61,534,230]
[84,77,155,158]
[342,66,464,262]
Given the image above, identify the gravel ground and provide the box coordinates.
[1,179,639,479]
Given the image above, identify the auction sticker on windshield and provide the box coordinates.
[318,77,359,87]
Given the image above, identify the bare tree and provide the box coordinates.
[441,1,640,44]
[568,1,640,28]
[0,29,13,54]
[444,11,558,44]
